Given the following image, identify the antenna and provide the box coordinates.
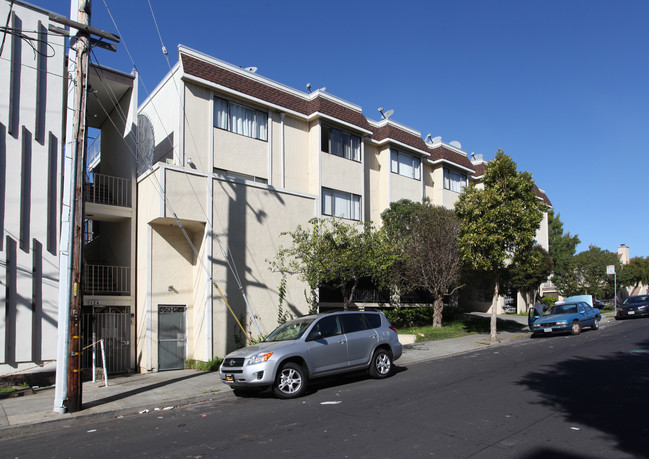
[306,83,312,93]
[136,113,155,176]
[244,66,258,73]
[378,107,394,119]
[425,133,432,142]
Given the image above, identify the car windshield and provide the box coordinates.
[264,317,315,342]
[624,296,649,305]
[546,304,578,315]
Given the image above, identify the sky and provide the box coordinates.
[41,0,649,258]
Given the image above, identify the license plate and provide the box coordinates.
[543,328,552,333]
[629,311,635,315]
[225,374,234,382]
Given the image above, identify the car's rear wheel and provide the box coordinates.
[592,318,600,330]
[571,321,582,335]
[273,362,306,399]
[369,348,393,379]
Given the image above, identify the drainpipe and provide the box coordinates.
[280,112,285,188]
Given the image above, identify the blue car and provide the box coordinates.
[528,301,601,336]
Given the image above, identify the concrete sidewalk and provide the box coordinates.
[0,313,576,439]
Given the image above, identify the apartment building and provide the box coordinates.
[0,1,65,375]
[0,1,138,377]
[136,46,552,369]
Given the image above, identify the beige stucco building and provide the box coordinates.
[135,46,552,369]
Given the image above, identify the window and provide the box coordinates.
[214,97,267,141]
[322,188,361,220]
[321,125,361,162]
[311,316,342,338]
[214,168,268,184]
[443,168,467,193]
[340,314,370,333]
[390,149,420,180]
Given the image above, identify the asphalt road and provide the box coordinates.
[3,318,649,458]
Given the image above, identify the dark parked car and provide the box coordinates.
[616,295,649,319]
[219,311,402,399]
[593,299,608,308]
[528,301,600,336]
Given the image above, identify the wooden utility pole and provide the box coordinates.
[51,0,118,414]
[67,0,91,413]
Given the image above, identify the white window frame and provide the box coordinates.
[321,125,361,162]
[322,188,361,220]
[214,96,268,141]
[443,168,467,193]
[390,149,421,180]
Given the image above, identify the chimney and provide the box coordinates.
[617,244,630,265]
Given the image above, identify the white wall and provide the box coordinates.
[0,2,65,373]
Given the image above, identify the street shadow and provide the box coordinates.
[82,371,206,409]
[516,336,649,457]
[231,366,407,399]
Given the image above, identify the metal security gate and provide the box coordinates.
[82,306,131,374]
[158,305,187,370]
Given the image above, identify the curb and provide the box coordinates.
[0,390,234,440]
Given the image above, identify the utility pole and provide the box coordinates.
[52,0,119,414]
[67,0,91,413]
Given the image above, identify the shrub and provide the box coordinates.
[185,357,224,372]
[540,296,557,307]
[381,305,464,328]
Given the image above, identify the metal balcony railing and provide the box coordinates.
[85,174,132,207]
[84,264,131,296]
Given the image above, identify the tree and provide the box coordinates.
[547,210,580,275]
[268,218,397,310]
[504,245,553,310]
[381,199,462,328]
[620,256,649,294]
[553,245,620,299]
[455,150,545,341]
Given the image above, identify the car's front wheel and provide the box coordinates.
[273,362,306,399]
[369,348,393,379]
[592,318,600,330]
[571,321,582,335]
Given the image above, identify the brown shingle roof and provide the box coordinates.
[534,185,552,206]
[180,50,498,177]
[372,124,430,154]
[428,145,476,172]
[181,52,372,132]
[472,162,487,177]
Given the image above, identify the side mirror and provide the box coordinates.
[306,330,323,342]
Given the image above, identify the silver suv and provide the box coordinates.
[219,311,402,399]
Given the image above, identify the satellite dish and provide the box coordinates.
[318,86,326,92]
[306,83,312,92]
[432,136,442,143]
[137,113,155,176]
[383,109,394,119]
[449,140,462,149]
[244,66,258,73]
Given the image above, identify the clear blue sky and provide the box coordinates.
[44,0,649,258]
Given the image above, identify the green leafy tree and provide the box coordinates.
[504,245,553,310]
[618,256,648,294]
[547,210,580,275]
[381,199,462,328]
[455,150,545,341]
[553,245,620,298]
[268,218,398,310]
